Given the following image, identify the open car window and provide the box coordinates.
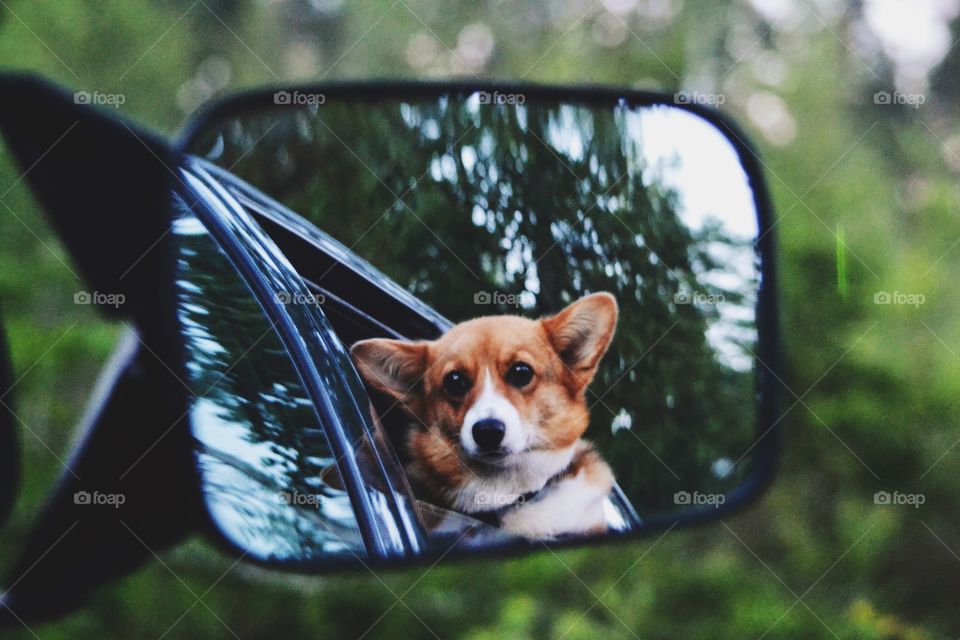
[201,159,646,538]
[174,175,542,553]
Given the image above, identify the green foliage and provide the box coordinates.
[1,0,958,638]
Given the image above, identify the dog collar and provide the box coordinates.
[468,462,573,528]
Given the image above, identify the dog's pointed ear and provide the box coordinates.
[541,292,618,388]
[351,339,429,415]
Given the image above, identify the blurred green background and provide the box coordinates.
[1,0,959,638]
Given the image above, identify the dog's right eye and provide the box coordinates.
[505,362,534,387]
[442,371,472,396]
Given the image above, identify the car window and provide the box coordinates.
[172,193,364,560]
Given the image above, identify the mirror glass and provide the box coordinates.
[181,87,775,561]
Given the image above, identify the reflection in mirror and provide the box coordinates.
[184,89,770,557]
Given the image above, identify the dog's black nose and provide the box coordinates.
[472,418,506,451]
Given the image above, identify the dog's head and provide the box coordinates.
[350,293,618,472]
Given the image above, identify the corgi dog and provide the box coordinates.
[350,292,618,540]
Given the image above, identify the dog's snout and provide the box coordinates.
[472,418,506,451]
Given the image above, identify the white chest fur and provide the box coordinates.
[498,469,610,540]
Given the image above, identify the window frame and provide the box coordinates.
[177,158,427,564]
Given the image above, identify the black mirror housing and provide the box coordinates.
[0,74,196,625]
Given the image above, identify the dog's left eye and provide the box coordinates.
[505,362,534,387]
[443,371,472,396]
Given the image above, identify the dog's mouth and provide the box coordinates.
[457,441,513,465]
[465,446,533,467]
[473,449,510,463]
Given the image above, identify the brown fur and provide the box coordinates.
[351,293,618,526]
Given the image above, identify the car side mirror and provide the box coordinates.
[174,82,782,568]
[0,73,195,625]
